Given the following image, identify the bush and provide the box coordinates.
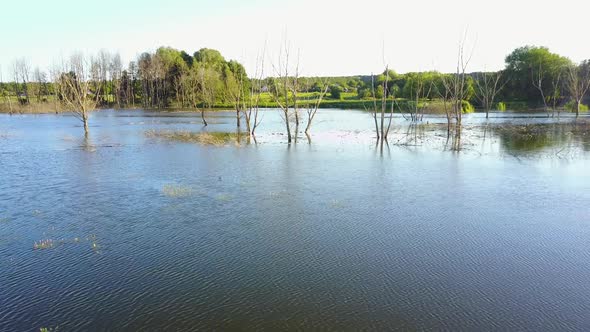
[462,100,474,113]
[496,102,507,111]
[329,85,343,100]
[565,100,589,112]
[357,88,372,99]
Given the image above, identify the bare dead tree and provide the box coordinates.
[55,53,101,135]
[290,51,302,140]
[32,67,49,103]
[304,78,330,135]
[365,68,394,143]
[110,53,123,108]
[12,58,31,105]
[438,75,454,130]
[243,48,266,137]
[532,63,563,117]
[474,70,508,119]
[97,50,110,105]
[367,73,380,140]
[225,65,245,129]
[405,73,434,121]
[384,76,395,140]
[270,40,295,143]
[440,34,473,127]
[379,67,388,141]
[128,61,138,107]
[565,61,590,118]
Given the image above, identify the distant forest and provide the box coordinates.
[1,45,589,117]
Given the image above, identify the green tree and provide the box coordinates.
[330,84,342,99]
[504,46,571,102]
[194,48,225,67]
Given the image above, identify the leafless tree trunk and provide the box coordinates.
[474,71,508,119]
[13,58,31,105]
[532,63,563,117]
[366,69,394,143]
[370,74,380,140]
[243,49,266,138]
[406,74,433,121]
[380,68,388,141]
[55,53,101,136]
[441,33,473,127]
[304,79,329,134]
[270,40,295,143]
[110,53,123,108]
[565,61,590,118]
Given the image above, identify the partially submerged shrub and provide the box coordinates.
[33,239,54,250]
[461,100,474,113]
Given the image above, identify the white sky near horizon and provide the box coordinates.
[0,0,589,79]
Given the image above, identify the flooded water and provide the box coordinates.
[1,109,589,330]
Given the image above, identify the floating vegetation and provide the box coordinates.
[162,184,193,197]
[87,234,101,254]
[40,326,58,332]
[0,217,9,223]
[32,235,100,252]
[215,193,232,201]
[269,190,288,199]
[329,199,345,208]
[492,123,584,153]
[33,239,54,250]
[145,130,249,146]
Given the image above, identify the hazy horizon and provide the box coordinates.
[1,0,589,78]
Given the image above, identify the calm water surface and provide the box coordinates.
[0,109,589,330]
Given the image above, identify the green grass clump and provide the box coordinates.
[146,130,249,146]
[462,100,475,113]
[162,184,193,197]
[496,102,507,111]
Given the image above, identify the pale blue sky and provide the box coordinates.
[1,0,589,78]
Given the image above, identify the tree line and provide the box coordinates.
[0,44,589,138]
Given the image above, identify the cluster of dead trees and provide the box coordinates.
[267,43,331,143]
[2,43,589,141]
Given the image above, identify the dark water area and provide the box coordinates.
[1,109,589,330]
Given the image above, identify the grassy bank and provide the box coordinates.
[1,91,569,114]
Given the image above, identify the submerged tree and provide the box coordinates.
[441,34,473,127]
[224,60,249,128]
[197,64,222,126]
[532,62,565,117]
[55,53,101,135]
[243,49,266,138]
[403,72,435,121]
[270,40,298,143]
[366,68,394,143]
[474,71,508,119]
[304,78,330,135]
[565,60,590,117]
